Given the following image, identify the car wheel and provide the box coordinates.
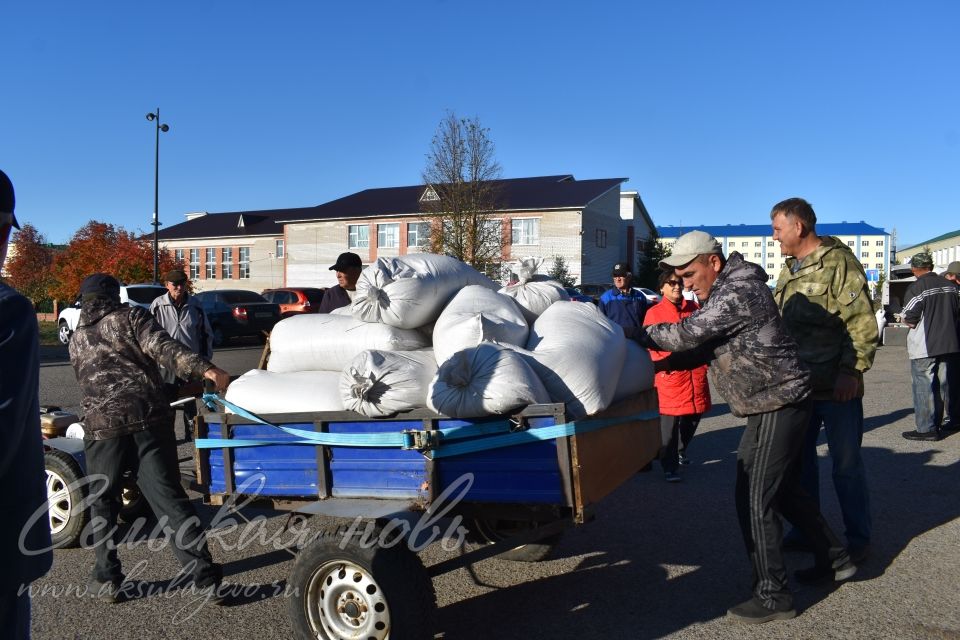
[44,449,89,548]
[58,321,72,345]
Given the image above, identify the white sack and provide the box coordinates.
[428,343,550,418]
[516,302,626,419]
[268,314,429,373]
[432,286,529,365]
[499,257,570,323]
[341,350,438,417]
[225,369,344,414]
[352,254,500,329]
[613,339,656,403]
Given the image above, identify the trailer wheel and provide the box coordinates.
[44,449,89,548]
[288,525,436,640]
[468,517,564,562]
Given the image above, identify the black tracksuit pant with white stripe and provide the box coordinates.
[735,399,847,610]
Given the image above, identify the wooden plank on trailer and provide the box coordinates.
[570,389,660,522]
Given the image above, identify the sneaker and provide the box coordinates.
[664,471,682,483]
[794,557,857,585]
[88,578,125,604]
[678,453,691,465]
[902,429,940,441]
[725,597,796,624]
[941,422,960,433]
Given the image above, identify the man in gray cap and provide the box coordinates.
[637,230,854,624]
[0,169,52,638]
[902,252,960,439]
[318,251,363,313]
[150,268,213,441]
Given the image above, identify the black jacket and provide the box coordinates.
[903,272,960,359]
[317,285,352,314]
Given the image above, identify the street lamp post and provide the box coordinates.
[146,108,169,284]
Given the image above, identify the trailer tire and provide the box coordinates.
[44,449,89,548]
[288,525,436,640]
[468,517,564,562]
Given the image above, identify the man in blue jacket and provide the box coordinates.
[598,262,647,339]
[0,169,53,639]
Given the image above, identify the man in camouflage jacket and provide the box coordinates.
[772,198,877,563]
[69,273,230,602]
[638,230,853,625]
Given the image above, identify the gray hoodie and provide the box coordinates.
[642,252,811,417]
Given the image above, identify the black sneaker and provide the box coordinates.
[902,429,940,441]
[725,597,796,624]
[795,557,857,584]
[678,453,691,465]
[88,578,125,604]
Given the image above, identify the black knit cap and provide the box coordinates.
[80,273,121,302]
[0,169,20,229]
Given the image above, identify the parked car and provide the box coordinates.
[637,287,662,304]
[576,283,608,303]
[262,287,326,318]
[57,283,167,344]
[563,287,594,303]
[193,289,281,346]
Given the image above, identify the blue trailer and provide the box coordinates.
[194,390,661,640]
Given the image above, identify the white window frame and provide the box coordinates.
[221,248,234,279]
[275,239,284,259]
[239,247,250,279]
[407,222,430,248]
[174,249,184,266]
[377,223,400,249]
[205,248,217,279]
[348,224,369,249]
[189,248,200,280]
[876,240,884,246]
[511,218,540,246]
[862,240,869,246]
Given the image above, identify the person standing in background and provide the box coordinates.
[642,269,711,483]
[599,262,647,339]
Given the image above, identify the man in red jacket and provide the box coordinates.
[643,270,711,482]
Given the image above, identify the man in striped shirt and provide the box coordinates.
[902,252,960,441]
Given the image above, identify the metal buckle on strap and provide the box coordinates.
[509,417,526,433]
[401,429,441,451]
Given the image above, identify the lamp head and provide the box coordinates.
[160,124,169,132]
[146,112,156,121]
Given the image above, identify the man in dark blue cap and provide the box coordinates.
[68,271,232,604]
[0,169,52,639]
[317,251,364,313]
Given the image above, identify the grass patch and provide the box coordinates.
[38,320,62,347]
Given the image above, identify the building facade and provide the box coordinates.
[657,222,891,288]
[896,228,960,272]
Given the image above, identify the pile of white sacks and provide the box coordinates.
[225,255,655,420]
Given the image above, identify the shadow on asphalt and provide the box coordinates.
[863,408,915,433]
[434,422,960,639]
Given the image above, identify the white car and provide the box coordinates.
[57,283,167,344]
[636,287,662,304]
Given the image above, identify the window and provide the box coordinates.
[348,224,369,249]
[876,263,883,269]
[862,240,869,246]
[768,241,774,246]
[377,223,399,248]
[754,253,761,258]
[596,229,607,248]
[767,263,774,269]
[174,249,184,266]
[847,241,855,247]
[767,252,774,258]
[875,252,883,257]
[876,240,884,246]
[512,218,540,245]
[741,241,749,247]
[275,239,284,259]
[768,274,775,280]
[862,263,869,270]
[189,248,200,280]
[205,248,217,279]
[754,241,761,247]
[221,248,234,279]
[407,222,430,247]
[238,247,250,279]
[861,251,869,258]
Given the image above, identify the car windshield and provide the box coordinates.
[125,286,167,304]
[220,290,267,304]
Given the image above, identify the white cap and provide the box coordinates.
[659,230,723,269]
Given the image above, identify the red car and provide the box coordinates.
[262,287,327,318]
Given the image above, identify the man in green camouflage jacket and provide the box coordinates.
[771,198,877,564]
[69,273,230,603]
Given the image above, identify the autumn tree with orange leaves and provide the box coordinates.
[48,221,180,301]
[3,223,55,308]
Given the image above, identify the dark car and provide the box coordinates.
[193,289,281,346]
[576,283,609,304]
[563,287,594,303]
[262,287,326,318]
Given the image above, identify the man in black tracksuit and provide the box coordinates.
[638,230,854,624]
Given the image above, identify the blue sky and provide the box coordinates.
[3,1,957,248]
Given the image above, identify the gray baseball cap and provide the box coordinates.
[659,230,723,269]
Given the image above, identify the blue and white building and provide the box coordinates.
[657,222,891,288]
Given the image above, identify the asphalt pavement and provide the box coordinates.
[31,343,960,639]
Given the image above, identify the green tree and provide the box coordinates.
[547,255,576,287]
[634,233,671,289]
